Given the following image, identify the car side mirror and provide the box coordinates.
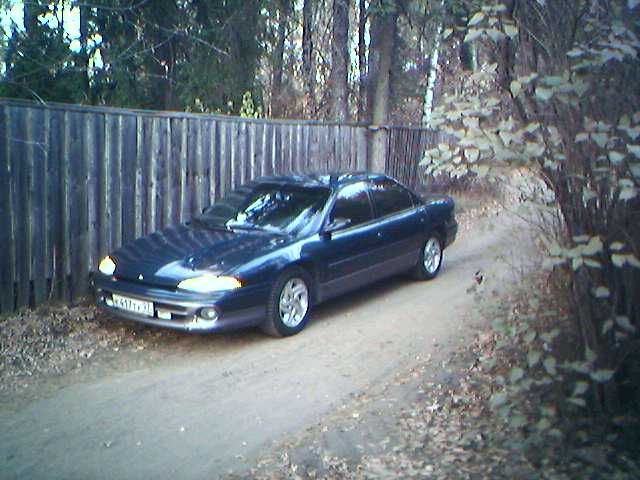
[323,217,351,237]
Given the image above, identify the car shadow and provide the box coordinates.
[90,270,445,369]
[310,273,415,324]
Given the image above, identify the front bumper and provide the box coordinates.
[92,275,269,332]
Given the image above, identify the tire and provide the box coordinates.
[413,234,443,280]
[260,267,313,337]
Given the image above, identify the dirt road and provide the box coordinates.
[0,210,531,480]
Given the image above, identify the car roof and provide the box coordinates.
[254,172,389,190]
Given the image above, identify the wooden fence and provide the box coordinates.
[0,99,436,314]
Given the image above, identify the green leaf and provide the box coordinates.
[610,241,625,251]
[535,87,554,102]
[608,151,626,164]
[464,29,483,43]
[528,350,541,367]
[628,255,640,268]
[576,132,589,142]
[510,367,525,383]
[543,357,557,375]
[483,357,497,369]
[572,257,584,270]
[510,80,522,97]
[536,418,551,431]
[540,328,560,343]
[616,315,636,333]
[466,148,480,163]
[468,12,485,26]
[489,392,508,409]
[590,369,615,383]
[583,236,603,256]
[602,319,614,334]
[627,144,640,158]
[573,381,589,396]
[612,253,627,267]
[584,258,601,268]
[509,414,526,428]
[568,397,587,408]
[523,331,537,344]
[476,165,490,178]
[486,29,505,43]
[591,133,609,148]
[525,122,541,133]
[504,23,518,39]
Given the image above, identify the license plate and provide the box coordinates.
[111,294,154,317]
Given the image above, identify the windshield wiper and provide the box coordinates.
[190,216,235,232]
[226,222,288,236]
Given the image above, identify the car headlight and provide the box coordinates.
[98,256,116,275]
[177,275,242,293]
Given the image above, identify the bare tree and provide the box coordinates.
[357,0,367,121]
[328,0,349,121]
[271,0,292,117]
[367,0,399,171]
[302,0,316,117]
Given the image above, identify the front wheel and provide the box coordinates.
[261,267,313,337]
[413,235,443,280]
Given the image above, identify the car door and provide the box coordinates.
[318,181,380,300]
[368,178,424,274]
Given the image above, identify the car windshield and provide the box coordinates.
[197,183,330,236]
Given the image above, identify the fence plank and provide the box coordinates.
[0,105,15,312]
[46,110,64,300]
[167,118,181,225]
[10,107,30,308]
[178,118,189,222]
[134,116,145,238]
[101,114,114,258]
[219,121,230,198]
[86,114,101,288]
[112,115,123,250]
[121,115,137,244]
[30,108,47,304]
[208,120,218,203]
[230,122,240,190]
[67,112,85,300]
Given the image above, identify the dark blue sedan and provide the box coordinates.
[93,172,457,336]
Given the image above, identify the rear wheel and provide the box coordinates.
[261,267,313,337]
[413,235,443,280]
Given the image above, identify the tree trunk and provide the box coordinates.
[329,0,349,121]
[79,4,90,103]
[271,0,290,118]
[357,0,367,121]
[367,2,399,172]
[422,21,443,126]
[23,1,38,34]
[302,0,315,117]
[367,6,397,125]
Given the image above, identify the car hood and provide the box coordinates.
[111,223,287,287]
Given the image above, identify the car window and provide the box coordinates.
[199,183,330,236]
[330,182,373,227]
[369,178,414,217]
